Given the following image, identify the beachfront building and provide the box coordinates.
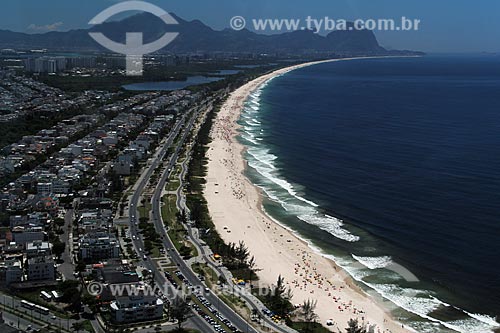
[110,295,164,323]
[78,232,120,261]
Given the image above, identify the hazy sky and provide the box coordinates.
[1,0,499,52]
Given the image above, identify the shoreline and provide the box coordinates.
[204,57,415,333]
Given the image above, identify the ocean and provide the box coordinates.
[237,55,500,333]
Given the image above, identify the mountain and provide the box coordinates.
[0,13,415,55]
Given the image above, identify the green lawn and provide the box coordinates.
[138,201,152,219]
[167,228,185,252]
[151,245,161,258]
[191,263,218,288]
[166,179,181,191]
[81,320,95,333]
[161,194,178,224]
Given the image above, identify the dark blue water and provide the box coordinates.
[238,55,500,332]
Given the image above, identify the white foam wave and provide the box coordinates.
[247,148,277,170]
[367,284,444,317]
[244,120,260,127]
[297,214,360,242]
[444,318,498,333]
[281,202,316,214]
[247,160,319,207]
[463,312,499,327]
[352,254,393,269]
[355,282,498,333]
[241,135,258,145]
[241,76,361,244]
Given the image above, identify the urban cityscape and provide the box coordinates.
[1,1,499,333]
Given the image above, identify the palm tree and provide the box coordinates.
[301,299,318,332]
[170,296,192,329]
[345,318,367,333]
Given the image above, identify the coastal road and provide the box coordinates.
[127,104,221,333]
[148,101,262,333]
[148,102,262,333]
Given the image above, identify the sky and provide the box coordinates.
[1,0,499,52]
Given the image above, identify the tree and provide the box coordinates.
[176,209,188,224]
[170,296,192,329]
[273,275,287,301]
[75,261,86,273]
[235,240,250,267]
[58,280,82,312]
[71,321,85,333]
[81,293,99,313]
[144,239,153,253]
[52,239,66,259]
[345,319,367,333]
[247,255,256,280]
[264,275,294,317]
[54,217,65,227]
[301,299,318,333]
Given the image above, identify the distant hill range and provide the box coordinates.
[0,13,422,55]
